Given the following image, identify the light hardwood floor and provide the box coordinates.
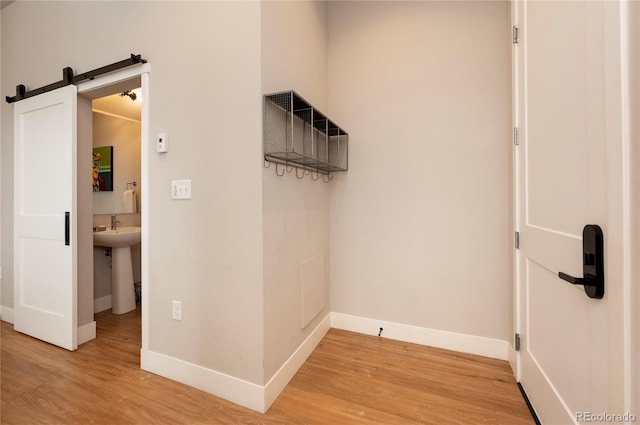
[1,307,534,424]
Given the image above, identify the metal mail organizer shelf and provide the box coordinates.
[263,91,348,176]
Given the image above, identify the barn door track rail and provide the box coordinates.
[6,54,147,104]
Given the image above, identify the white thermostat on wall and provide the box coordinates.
[157,133,168,152]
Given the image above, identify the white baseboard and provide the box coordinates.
[78,321,96,345]
[141,313,508,413]
[1,306,14,324]
[4,304,513,413]
[331,312,509,361]
[141,312,331,413]
[141,348,266,413]
[94,295,112,313]
[264,312,331,410]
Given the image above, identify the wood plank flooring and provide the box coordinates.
[1,307,534,424]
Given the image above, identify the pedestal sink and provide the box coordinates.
[93,227,141,314]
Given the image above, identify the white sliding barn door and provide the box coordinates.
[514,1,631,423]
[13,85,78,351]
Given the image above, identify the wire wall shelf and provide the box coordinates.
[263,91,348,180]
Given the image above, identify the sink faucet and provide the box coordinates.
[111,214,121,230]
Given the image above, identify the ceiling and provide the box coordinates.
[92,89,142,122]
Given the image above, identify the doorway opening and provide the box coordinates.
[91,87,142,327]
[78,67,149,361]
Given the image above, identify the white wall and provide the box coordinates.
[261,1,331,383]
[1,1,265,384]
[328,1,512,341]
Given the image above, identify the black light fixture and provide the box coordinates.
[120,90,137,101]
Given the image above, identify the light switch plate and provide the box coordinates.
[171,180,191,200]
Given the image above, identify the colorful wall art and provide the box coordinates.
[92,146,113,192]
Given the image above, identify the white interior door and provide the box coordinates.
[515,1,625,423]
[14,85,78,351]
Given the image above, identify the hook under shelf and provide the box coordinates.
[265,158,335,182]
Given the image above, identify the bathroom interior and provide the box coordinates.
[91,85,142,325]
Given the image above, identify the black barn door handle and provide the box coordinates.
[558,224,604,299]
[65,212,70,246]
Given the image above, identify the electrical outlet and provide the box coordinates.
[172,300,182,321]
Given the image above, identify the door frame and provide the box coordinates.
[511,0,633,418]
[631,0,640,414]
[77,64,150,356]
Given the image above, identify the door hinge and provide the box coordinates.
[513,26,519,44]
[514,127,520,145]
[515,231,520,249]
[515,333,521,351]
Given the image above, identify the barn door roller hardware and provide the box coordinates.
[6,53,147,104]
